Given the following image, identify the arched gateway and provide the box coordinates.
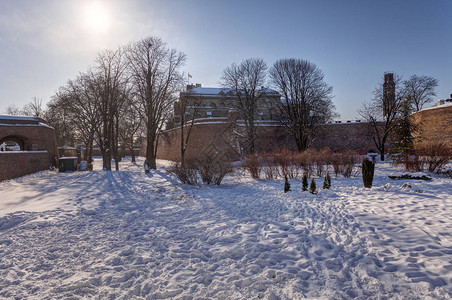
[0,115,58,181]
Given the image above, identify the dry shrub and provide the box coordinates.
[331,154,342,177]
[314,148,332,176]
[274,149,299,179]
[331,150,360,177]
[261,153,278,179]
[196,153,232,185]
[403,154,425,172]
[417,142,452,173]
[242,155,261,179]
[297,149,315,177]
[168,161,198,185]
[342,150,360,177]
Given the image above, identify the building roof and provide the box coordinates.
[0,114,52,128]
[181,87,280,97]
[0,115,42,122]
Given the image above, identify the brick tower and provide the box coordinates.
[383,73,395,118]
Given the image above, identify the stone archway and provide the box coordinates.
[0,115,58,181]
[0,135,29,151]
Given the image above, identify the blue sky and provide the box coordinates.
[0,0,451,120]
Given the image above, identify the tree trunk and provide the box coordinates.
[130,136,136,163]
[83,137,91,161]
[114,115,120,171]
[146,129,157,169]
[102,120,112,170]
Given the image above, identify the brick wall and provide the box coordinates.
[0,152,54,181]
[151,104,451,163]
[0,125,58,160]
[411,104,452,148]
[311,122,379,153]
[154,121,376,162]
[0,122,58,181]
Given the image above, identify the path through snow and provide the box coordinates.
[0,158,451,299]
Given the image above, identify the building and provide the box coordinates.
[411,94,452,148]
[383,72,395,118]
[173,84,281,126]
[154,84,379,162]
[0,115,58,181]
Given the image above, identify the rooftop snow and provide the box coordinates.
[417,102,452,112]
[183,87,279,96]
[0,114,40,121]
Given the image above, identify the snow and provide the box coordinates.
[184,87,279,97]
[0,150,48,154]
[0,114,41,121]
[0,157,451,299]
[185,87,232,95]
[417,102,452,112]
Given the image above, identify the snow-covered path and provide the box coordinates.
[0,158,451,299]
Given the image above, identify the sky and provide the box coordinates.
[0,0,451,120]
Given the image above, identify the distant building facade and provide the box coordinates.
[173,84,281,126]
[411,94,452,148]
[152,80,452,162]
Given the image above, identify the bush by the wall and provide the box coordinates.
[402,154,425,172]
[262,154,277,179]
[242,155,261,179]
[196,153,232,185]
[418,142,452,173]
[168,162,198,185]
[274,149,299,179]
[331,150,360,177]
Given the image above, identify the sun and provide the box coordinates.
[83,2,110,33]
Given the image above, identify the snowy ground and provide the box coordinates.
[0,157,451,299]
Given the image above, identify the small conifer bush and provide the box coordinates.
[284,175,291,193]
[309,178,317,194]
[362,158,375,188]
[302,173,308,191]
[323,172,331,189]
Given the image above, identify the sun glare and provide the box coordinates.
[83,2,110,33]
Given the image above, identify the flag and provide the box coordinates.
[188,73,192,78]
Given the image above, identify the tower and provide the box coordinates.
[383,73,395,118]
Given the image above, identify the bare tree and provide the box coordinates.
[25,97,45,118]
[269,58,335,152]
[119,94,143,163]
[51,72,104,162]
[93,48,129,171]
[5,105,21,115]
[175,89,203,166]
[220,58,267,155]
[359,73,407,161]
[127,36,186,169]
[45,95,81,147]
[5,97,44,118]
[403,75,438,112]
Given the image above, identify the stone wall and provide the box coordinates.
[0,124,58,160]
[0,117,58,181]
[151,103,451,163]
[0,152,54,181]
[154,120,375,162]
[153,121,242,162]
[411,104,452,148]
[311,122,379,154]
